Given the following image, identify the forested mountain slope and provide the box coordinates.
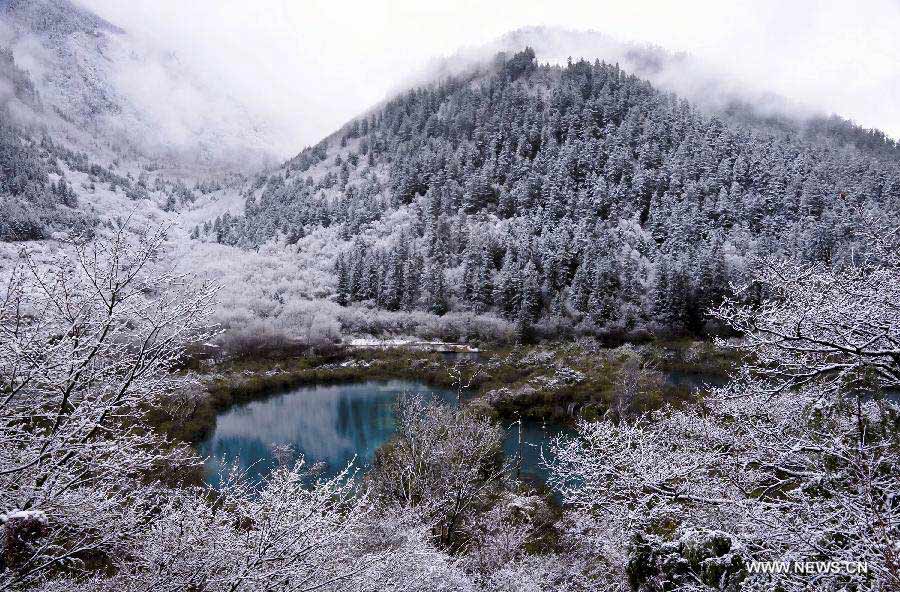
[0,42,96,240]
[200,49,900,339]
[426,26,900,160]
[0,1,253,242]
[0,43,226,242]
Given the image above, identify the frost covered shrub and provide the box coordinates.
[0,227,217,588]
[367,397,510,552]
[211,295,343,358]
[548,241,900,591]
[626,528,747,592]
[278,299,342,346]
[333,306,516,344]
[215,320,301,359]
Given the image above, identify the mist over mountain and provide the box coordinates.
[411,26,898,157]
[0,1,256,241]
[0,0,286,169]
[1,1,894,176]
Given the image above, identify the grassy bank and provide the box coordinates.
[151,338,738,448]
[464,339,737,422]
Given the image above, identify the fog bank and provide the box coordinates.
[79,0,900,154]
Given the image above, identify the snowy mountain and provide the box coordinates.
[418,26,899,158]
[0,0,286,169]
[199,48,900,340]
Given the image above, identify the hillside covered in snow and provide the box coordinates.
[0,0,288,169]
[197,47,900,342]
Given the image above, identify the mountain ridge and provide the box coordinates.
[407,26,899,158]
[1,2,898,342]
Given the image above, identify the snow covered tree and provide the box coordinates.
[0,225,217,588]
[367,396,510,553]
[549,232,900,590]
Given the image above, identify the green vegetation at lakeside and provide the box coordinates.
[154,339,738,447]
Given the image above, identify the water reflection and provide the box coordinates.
[198,380,563,489]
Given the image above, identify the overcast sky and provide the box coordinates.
[80,0,900,149]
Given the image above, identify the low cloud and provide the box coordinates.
[70,0,900,154]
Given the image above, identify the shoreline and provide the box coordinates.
[153,339,735,450]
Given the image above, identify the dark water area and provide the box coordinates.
[665,370,728,390]
[501,416,571,487]
[198,380,565,489]
[438,350,483,362]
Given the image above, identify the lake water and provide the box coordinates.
[665,370,728,390]
[198,380,566,489]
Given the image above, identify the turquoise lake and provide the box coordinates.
[198,380,567,489]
